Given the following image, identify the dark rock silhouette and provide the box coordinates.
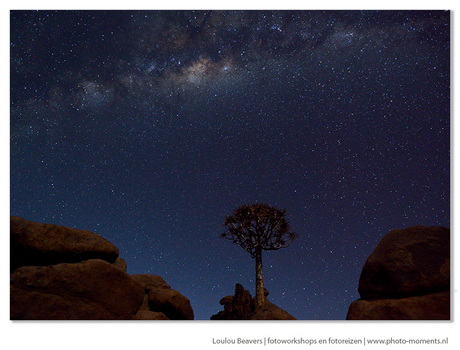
[358,226,450,299]
[347,226,450,320]
[131,274,171,291]
[133,309,169,320]
[10,216,194,320]
[250,300,297,320]
[132,274,194,320]
[10,216,119,271]
[11,259,144,320]
[148,287,194,320]
[113,257,128,272]
[211,283,296,320]
[347,291,449,320]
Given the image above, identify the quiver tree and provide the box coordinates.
[221,203,297,310]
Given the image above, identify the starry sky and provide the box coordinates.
[10,10,450,320]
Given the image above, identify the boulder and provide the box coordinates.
[220,296,233,305]
[148,288,194,320]
[358,226,449,299]
[10,216,195,321]
[10,216,119,271]
[347,226,450,320]
[347,290,450,320]
[10,259,144,320]
[138,294,150,311]
[232,283,254,320]
[250,300,296,320]
[133,273,193,320]
[131,274,171,293]
[211,283,296,320]
[113,257,127,272]
[133,310,169,320]
[10,286,118,320]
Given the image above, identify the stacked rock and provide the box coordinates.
[10,216,194,320]
[211,283,296,320]
[347,226,450,320]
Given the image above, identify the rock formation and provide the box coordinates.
[113,256,128,272]
[132,274,194,320]
[10,216,194,320]
[347,226,450,320]
[10,216,119,271]
[211,283,296,320]
[11,259,144,320]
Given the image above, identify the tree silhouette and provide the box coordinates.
[221,203,297,310]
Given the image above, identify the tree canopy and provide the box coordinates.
[221,203,297,257]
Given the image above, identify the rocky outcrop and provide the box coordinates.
[132,274,194,320]
[131,274,171,291]
[10,216,119,271]
[250,300,297,320]
[211,283,296,320]
[211,284,254,320]
[11,259,144,320]
[10,216,194,320]
[347,290,450,320]
[113,257,128,272]
[148,288,194,320]
[133,309,170,320]
[347,226,450,320]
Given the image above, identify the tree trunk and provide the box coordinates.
[255,247,265,311]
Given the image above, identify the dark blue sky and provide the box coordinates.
[10,10,450,320]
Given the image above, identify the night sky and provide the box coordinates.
[10,10,450,320]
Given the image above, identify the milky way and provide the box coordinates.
[10,10,450,319]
